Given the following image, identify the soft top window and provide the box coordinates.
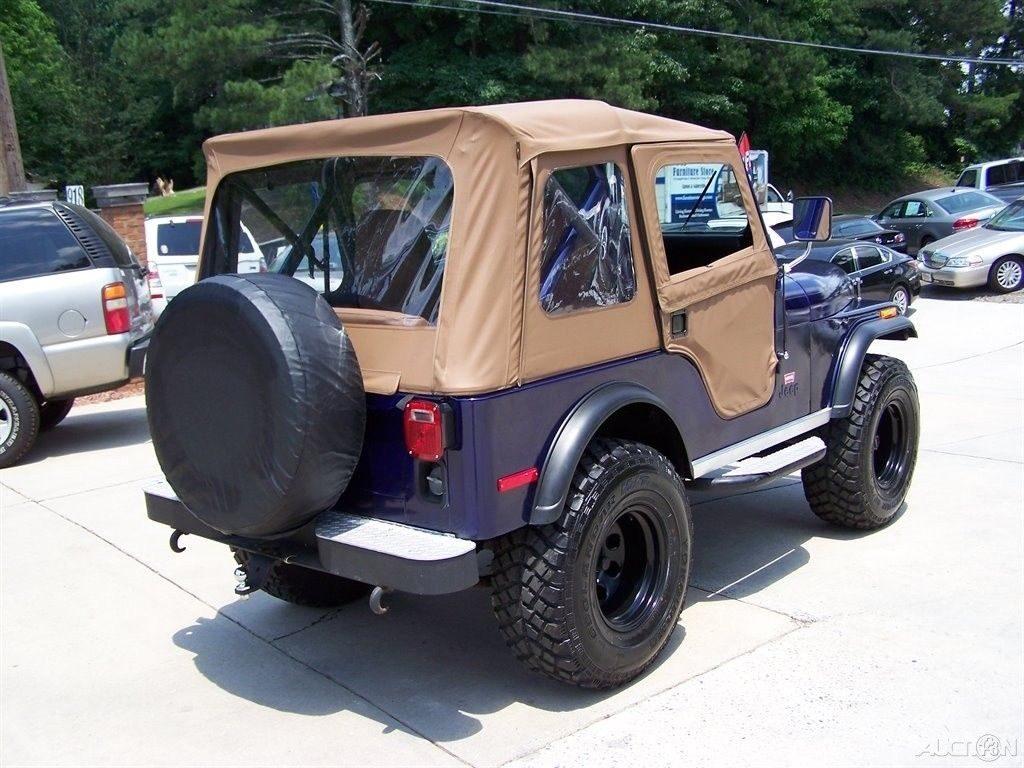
[204,155,453,324]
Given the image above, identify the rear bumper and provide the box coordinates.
[144,483,479,595]
[128,334,150,379]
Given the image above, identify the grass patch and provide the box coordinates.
[144,186,206,217]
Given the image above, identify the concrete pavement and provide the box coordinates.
[1,297,1022,767]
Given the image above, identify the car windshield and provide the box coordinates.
[985,201,1024,232]
[204,155,454,324]
[933,191,1001,215]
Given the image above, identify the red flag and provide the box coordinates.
[738,131,751,157]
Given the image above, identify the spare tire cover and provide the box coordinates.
[147,274,366,537]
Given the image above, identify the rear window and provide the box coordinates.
[986,162,1022,187]
[159,220,253,257]
[0,207,92,281]
[204,155,453,324]
[934,191,1001,215]
[834,218,881,237]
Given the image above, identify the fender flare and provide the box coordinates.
[530,381,687,525]
[828,315,916,417]
[0,321,54,396]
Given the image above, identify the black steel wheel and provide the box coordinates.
[803,354,919,529]
[491,439,691,688]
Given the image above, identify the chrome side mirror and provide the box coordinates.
[792,197,833,242]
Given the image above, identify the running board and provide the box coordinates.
[688,436,826,491]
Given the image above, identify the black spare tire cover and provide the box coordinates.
[147,274,366,537]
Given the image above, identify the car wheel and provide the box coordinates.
[490,438,691,688]
[802,354,919,529]
[890,285,910,314]
[232,549,370,608]
[988,256,1024,294]
[39,398,75,431]
[0,372,40,469]
[918,235,934,252]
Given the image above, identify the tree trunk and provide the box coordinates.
[336,0,365,117]
[0,41,27,194]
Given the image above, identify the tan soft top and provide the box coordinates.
[201,101,751,400]
[203,100,732,171]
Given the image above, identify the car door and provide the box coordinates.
[852,244,892,302]
[152,218,203,299]
[897,200,932,252]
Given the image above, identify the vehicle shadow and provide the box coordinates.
[920,284,1021,302]
[22,402,151,463]
[169,475,861,744]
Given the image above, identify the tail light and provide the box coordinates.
[147,265,164,299]
[102,283,131,334]
[952,217,979,232]
[404,400,444,461]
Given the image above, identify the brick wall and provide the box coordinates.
[98,204,147,266]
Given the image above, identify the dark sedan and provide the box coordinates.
[776,239,921,314]
[830,214,907,252]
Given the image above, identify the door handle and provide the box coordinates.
[883,269,893,275]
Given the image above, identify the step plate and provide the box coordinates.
[720,436,826,478]
[315,512,478,595]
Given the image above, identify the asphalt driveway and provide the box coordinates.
[1,297,1022,768]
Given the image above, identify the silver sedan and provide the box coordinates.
[918,198,1024,293]
[876,187,1005,254]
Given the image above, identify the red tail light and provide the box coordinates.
[404,400,444,461]
[102,282,131,334]
[147,265,164,299]
[952,217,979,232]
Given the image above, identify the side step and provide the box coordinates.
[688,436,826,492]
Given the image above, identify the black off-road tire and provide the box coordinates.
[490,439,692,689]
[802,354,919,529]
[233,549,370,608]
[0,372,40,469]
[39,398,74,431]
[988,255,1024,294]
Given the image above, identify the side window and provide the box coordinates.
[881,203,903,219]
[832,249,858,274]
[856,245,885,268]
[653,162,754,276]
[0,208,92,282]
[902,201,929,218]
[956,169,978,188]
[539,163,636,315]
[986,164,1007,187]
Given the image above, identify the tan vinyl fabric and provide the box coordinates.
[630,143,779,417]
[200,100,769,403]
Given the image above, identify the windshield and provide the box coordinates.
[985,201,1024,232]
[204,155,454,324]
[934,191,1001,215]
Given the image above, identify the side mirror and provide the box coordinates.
[786,190,794,202]
[792,196,833,242]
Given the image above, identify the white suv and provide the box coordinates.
[146,215,263,315]
[0,200,154,467]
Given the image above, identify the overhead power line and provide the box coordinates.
[363,0,1022,67]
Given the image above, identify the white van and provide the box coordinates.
[145,216,264,316]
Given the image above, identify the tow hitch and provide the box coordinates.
[233,553,274,597]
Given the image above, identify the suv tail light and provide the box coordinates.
[102,282,131,334]
[148,264,164,299]
[404,400,444,461]
[952,217,979,232]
